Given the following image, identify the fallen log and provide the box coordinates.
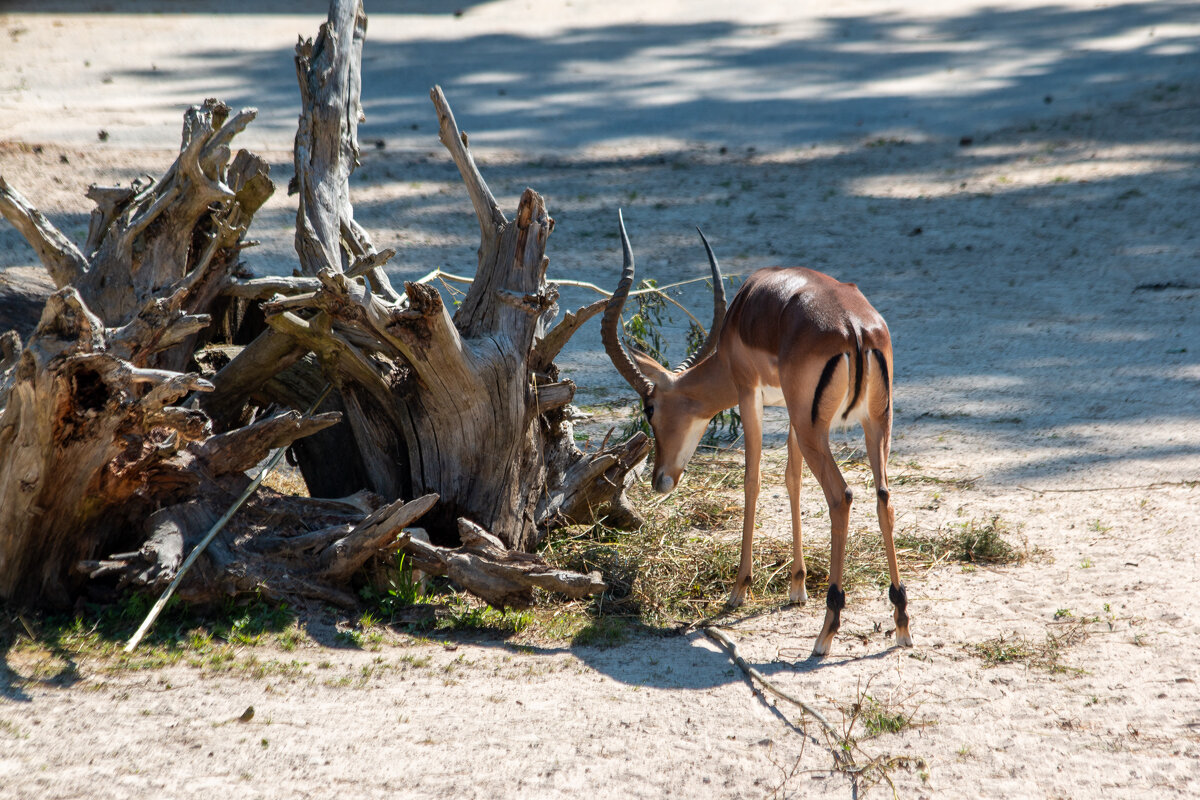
[399,519,606,609]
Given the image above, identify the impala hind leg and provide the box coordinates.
[728,392,764,609]
[800,434,851,658]
[785,427,808,605]
[863,412,912,647]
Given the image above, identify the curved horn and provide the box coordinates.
[601,210,655,397]
[675,227,727,372]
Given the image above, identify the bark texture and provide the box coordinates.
[230,0,648,551]
[80,493,439,609]
[0,94,409,607]
[263,83,649,552]
[0,84,314,606]
[0,282,357,605]
[0,0,632,611]
[399,519,606,609]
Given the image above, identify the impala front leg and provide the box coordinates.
[728,391,764,609]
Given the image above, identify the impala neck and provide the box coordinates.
[674,352,739,420]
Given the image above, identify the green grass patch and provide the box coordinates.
[857,694,914,737]
[570,616,634,648]
[3,592,306,682]
[359,551,425,618]
[438,598,534,635]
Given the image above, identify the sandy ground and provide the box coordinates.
[2,1,1200,797]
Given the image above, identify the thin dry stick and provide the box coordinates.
[1016,480,1196,493]
[415,268,730,330]
[16,613,36,640]
[921,548,953,576]
[416,268,729,297]
[703,625,852,767]
[124,384,334,653]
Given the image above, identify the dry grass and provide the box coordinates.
[540,453,796,627]
[538,448,1023,633]
[826,677,935,794]
[968,620,1089,674]
[260,464,309,497]
[15,447,1023,655]
[895,515,1029,567]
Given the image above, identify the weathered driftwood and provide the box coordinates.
[200,0,648,551]
[399,519,606,609]
[0,283,342,606]
[0,86,416,608]
[291,0,398,303]
[0,265,54,341]
[257,84,649,551]
[0,275,447,608]
[82,493,439,609]
[0,101,272,373]
[0,94,304,607]
[196,0,393,489]
[0,0,630,611]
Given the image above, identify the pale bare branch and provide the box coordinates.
[0,176,88,288]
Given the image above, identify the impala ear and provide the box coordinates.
[629,348,674,389]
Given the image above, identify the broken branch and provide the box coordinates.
[0,176,88,288]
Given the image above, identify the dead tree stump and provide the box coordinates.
[0,0,634,611]
[209,0,649,552]
[261,85,649,552]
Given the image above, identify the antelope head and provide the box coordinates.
[601,211,727,494]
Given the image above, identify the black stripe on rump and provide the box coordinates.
[842,339,864,420]
[811,353,844,425]
[872,348,891,414]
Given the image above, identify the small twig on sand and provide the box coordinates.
[1017,480,1197,494]
[703,625,852,767]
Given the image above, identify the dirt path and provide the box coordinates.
[3,2,1200,797]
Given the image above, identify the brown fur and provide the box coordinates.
[610,262,912,658]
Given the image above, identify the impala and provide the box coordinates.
[602,212,912,657]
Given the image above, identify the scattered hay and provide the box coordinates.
[288,436,1006,641]
[896,515,1027,566]
[14,448,1017,651]
[540,452,1023,632]
[541,455,788,625]
[260,464,309,497]
[969,620,1089,674]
